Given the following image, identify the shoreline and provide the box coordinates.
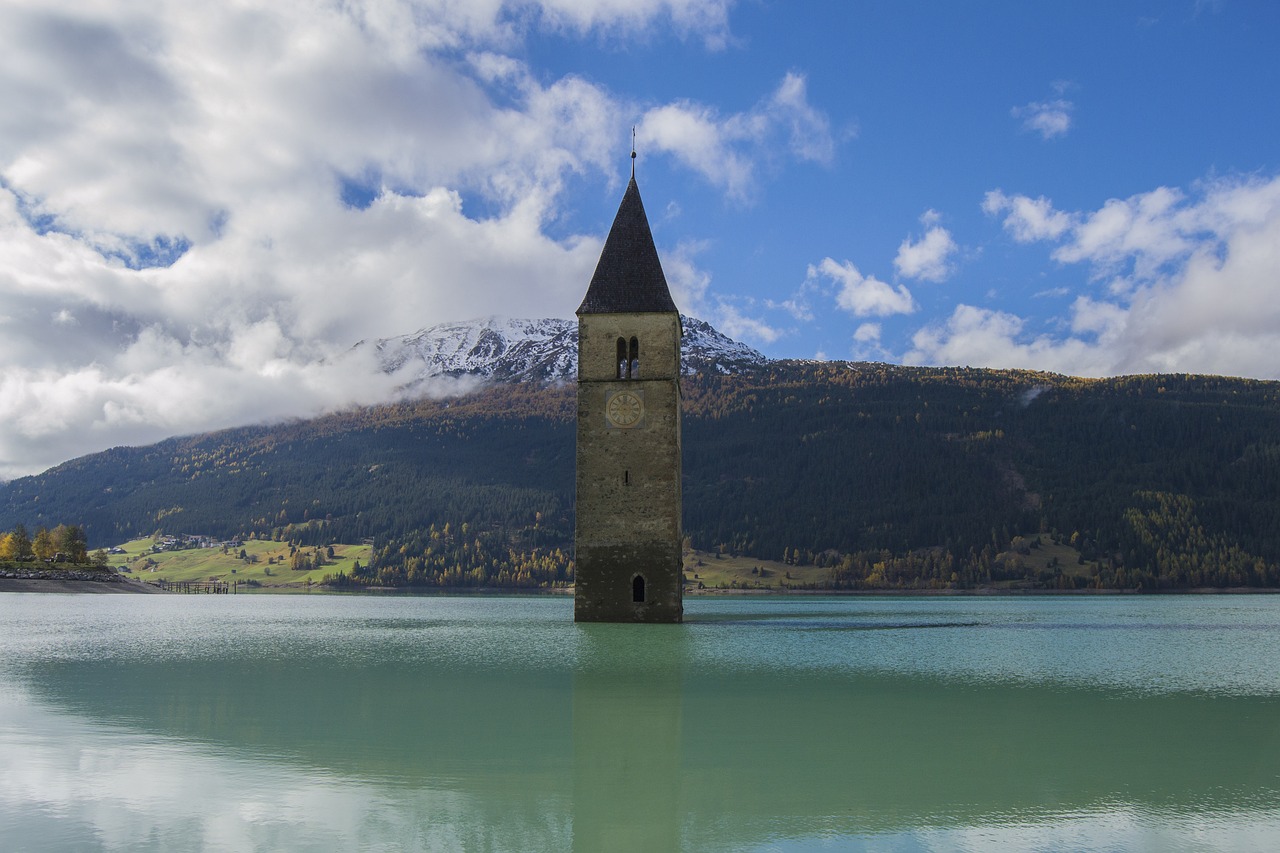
[0,570,166,594]
[685,585,1280,596]
[3,574,1278,596]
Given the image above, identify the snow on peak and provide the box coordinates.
[362,315,767,389]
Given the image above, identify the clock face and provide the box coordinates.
[606,391,644,427]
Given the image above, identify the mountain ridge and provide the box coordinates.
[357,314,767,388]
[2,318,1279,592]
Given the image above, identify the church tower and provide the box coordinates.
[574,159,683,623]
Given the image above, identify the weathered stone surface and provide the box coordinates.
[574,177,683,624]
[573,542,683,623]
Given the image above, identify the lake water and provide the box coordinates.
[2,593,1279,852]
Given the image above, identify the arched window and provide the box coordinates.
[632,574,646,603]
[616,337,628,379]
[628,337,639,379]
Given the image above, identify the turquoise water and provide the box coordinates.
[2,593,1279,851]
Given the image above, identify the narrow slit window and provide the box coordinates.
[628,337,639,379]
[632,574,646,603]
[624,469,629,485]
[616,337,628,379]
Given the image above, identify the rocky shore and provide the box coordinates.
[0,568,164,593]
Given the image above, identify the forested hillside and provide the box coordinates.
[2,362,1278,590]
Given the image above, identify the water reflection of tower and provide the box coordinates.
[571,622,688,850]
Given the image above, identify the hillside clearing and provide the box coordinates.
[111,537,372,588]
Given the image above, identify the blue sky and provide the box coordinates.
[1,0,1279,476]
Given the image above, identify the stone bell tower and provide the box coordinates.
[574,155,683,623]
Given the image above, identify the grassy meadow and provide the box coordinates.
[107,531,1094,593]
[111,537,372,588]
[683,550,828,591]
[994,534,1098,583]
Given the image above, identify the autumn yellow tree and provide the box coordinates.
[0,524,32,561]
[32,527,56,561]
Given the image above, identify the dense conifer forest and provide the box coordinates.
[2,362,1278,590]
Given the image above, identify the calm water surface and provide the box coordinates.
[2,593,1279,851]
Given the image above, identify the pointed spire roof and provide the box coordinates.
[577,176,678,315]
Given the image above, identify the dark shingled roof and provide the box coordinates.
[577,176,678,315]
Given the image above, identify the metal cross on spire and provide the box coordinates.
[631,126,636,177]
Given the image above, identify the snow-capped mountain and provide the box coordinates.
[360,315,767,387]
[676,316,770,374]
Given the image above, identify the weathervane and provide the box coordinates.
[631,126,636,177]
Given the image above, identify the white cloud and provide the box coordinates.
[0,0,760,478]
[661,239,714,316]
[983,190,1073,242]
[768,72,836,165]
[850,321,893,362]
[765,271,826,322]
[640,72,834,200]
[853,322,880,343]
[528,0,737,49]
[713,303,780,344]
[1068,296,1127,339]
[987,177,1280,286]
[767,295,814,322]
[1012,98,1074,139]
[810,258,916,318]
[641,102,759,199]
[894,211,958,282]
[905,304,1114,375]
[912,174,1280,379]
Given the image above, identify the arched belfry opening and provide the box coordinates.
[573,158,683,624]
[615,337,641,379]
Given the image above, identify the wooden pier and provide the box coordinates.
[152,579,237,594]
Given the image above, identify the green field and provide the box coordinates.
[110,534,1093,593]
[111,537,372,588]
[994,534,1098,582]
[683,550,829,591]
[681,533,1097,592]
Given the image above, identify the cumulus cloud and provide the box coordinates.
[849,321,893,362]
[640,72,834,200]
[983,190,1073,242]
[0,0,763,478]
[905,304,1117,376]
[894,210,958,282]
[809,258,916,318]
[853,322,881,343]
[911,175,1280,379]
